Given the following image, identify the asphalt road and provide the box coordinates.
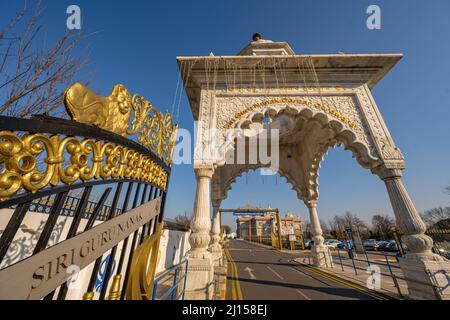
[225,240,388,300]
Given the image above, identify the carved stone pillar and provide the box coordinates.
[306,200,333,268]
[188,167,214,258]
[377,167,449,300]
[209,202,223,265]
[307,200,324,246]
[184,166,215,300]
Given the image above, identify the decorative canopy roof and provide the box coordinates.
[176,34,403,120]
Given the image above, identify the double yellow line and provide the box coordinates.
[293,261,393,300]
[224,248,244,300]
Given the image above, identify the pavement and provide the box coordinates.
[293,248,408,299]
[224,239,392,300]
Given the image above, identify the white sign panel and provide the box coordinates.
[0,197,161,300]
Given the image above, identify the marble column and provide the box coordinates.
[188,167,213,258]
[378,167,449,300]
[306,200,333,268]
[184,166,215,300]
[209,202,223,265]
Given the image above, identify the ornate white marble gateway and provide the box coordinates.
[177,35,449,300]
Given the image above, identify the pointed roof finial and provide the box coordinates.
[252,33,262,42]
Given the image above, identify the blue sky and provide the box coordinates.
[2,0,450,230]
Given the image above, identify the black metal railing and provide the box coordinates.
[299,247,448,300]
[28,194,123,222]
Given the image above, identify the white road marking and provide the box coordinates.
[295,289,311,300]
[266,266,284,280]
[244,267,256,279]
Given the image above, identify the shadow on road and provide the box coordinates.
[229,275,374,300]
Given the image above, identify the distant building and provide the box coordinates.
[234,205,302,240]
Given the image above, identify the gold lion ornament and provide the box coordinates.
[64,82,132,136]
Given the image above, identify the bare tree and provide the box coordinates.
[174,214,191,230]
[445,185,450,195]
[328,211,369,239]
[422,207,450,227]
[303,221,312,239]
[329,216,346,238]
[0,0,87,118]
[371,214,395,239]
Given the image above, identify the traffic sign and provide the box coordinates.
[233,212,264,216]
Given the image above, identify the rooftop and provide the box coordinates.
[177,34,403,120]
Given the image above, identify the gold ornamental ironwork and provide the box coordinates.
[0,83,175,201]
[0,131,168,201]
[64,82,178,166]
[107,274,122,300]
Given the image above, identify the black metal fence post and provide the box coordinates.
[337,249,344,271]
[120,183,144,300]
[98,182,124,300]
[0,202,31,263]
[350,249,358,275]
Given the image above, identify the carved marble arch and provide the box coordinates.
[214,102,384,204]
[211,163,304,207]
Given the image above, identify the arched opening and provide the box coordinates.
[314,145,394,238]
[217,168,308,233]
[216,102,380,205]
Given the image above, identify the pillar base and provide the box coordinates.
[183,253,215,300]
[399,252,450,300]
[312,245,333,268]
[209,244,223,267]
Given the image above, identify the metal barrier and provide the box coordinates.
[151,260,188,300]
[242,234,304,250]
[242,235,272,246]
[28,193,122,221]
[326,248,448,299]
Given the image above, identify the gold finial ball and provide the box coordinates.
[252,33,262,41]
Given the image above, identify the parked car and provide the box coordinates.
[432,245,450,259]
[387,242,398,252]
[386,241,408,252]
[324,239,341,249]
[374,241,390,251]
[363,239,378,250]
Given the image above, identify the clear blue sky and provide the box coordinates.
[2,0,450,230]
